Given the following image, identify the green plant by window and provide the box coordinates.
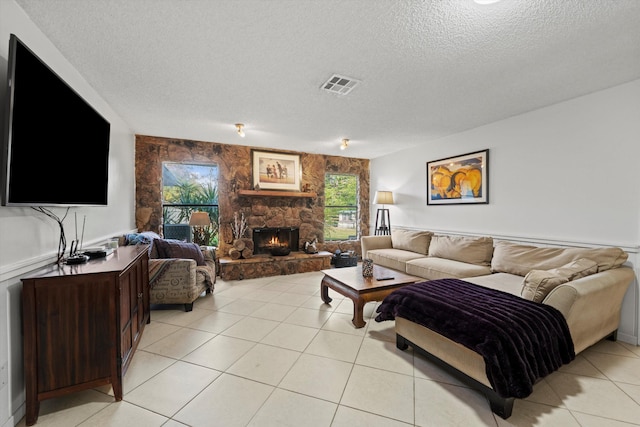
[324,174,358,241]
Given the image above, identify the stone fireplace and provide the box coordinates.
[252,227,300,255]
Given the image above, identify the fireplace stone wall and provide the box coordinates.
[135,135,370,260]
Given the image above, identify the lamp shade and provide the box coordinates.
[373,191,394,205]
[189,212,211,226]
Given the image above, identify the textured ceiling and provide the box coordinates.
[14,0,640,159]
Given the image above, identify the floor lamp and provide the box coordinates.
[373,190,394,235]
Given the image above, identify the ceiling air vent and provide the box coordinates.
[321,74,360,95]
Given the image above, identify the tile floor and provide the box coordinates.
[18,270,640,426]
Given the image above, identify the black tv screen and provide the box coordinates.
[1,34,110,206]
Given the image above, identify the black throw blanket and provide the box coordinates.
[375,278,575,398]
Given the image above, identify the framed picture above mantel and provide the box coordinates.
[427,149,489,205]
[251,150,302,192]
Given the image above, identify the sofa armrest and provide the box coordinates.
[361,235,392,258]
[199,246,217,282]
[543,266,635,354]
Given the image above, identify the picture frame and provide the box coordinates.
[427,149,489,205]
[251,150,302,191]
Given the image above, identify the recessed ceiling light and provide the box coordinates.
[474,0,501,4]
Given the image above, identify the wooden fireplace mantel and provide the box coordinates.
[237,189,317,198]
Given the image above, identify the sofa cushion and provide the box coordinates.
[521,258,599,302]
[491,241,627,276]
[153,239,206,266]
[428,235,494,266]
[406,257,492,280]
[391,229,433,255]
[367,248,426,272]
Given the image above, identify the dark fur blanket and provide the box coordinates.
[375,278,575,398]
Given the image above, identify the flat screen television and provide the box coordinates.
[1,34,110,207]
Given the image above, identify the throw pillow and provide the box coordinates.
[521,258,599,302]
[428,235,494,266]
[391,229,433,255]
[521,271,569,302]
[153,239,206,266]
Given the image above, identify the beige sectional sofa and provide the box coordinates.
[362,228,635,418]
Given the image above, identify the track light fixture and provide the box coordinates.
[340,138,349,150]
[235,123,245,137]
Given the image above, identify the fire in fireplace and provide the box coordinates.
[252,227,300,255]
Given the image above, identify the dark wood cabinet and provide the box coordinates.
[21,245,150,425]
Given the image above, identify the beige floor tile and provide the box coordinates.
[181,334,255,371]
[414,378,496,427]
[586,340,639,358]
[620,342,640,358]
[143,328,215,359]
[249,301,298,321]
[173,374,273,427]
[284,306,332,328]
[260,322,319,351]
[332,405,413,426]
[524,377,565,408]
[279,353,353,402]
[617,382,640,406]
[241,288,282,302]
[275,291,313,306]
[78,400,168,426]
[124,361,219,417]
[247,388,337,427]
[184,309,245,333]
[221,316,280,341]
[227,343,301,385]
[341,365,414,424]
[16,390,113,427]
[161,420,190,427]
[582,351,640,385]
[283,281,321,295]
[137,321,182,349]
[546,372,640,424]
[558,353,608,379]
[494,399,580,427]
[365,317,397,342]
[150,306,213,327]
[216,297,266,315]
[120,350,177,395]
[322,312,368,336]
[300,297,339,312]
[355,337,414,376]
[193,293,236,310]
[263,281,296,292]
[571,411,640,426]
[305,330,364,363]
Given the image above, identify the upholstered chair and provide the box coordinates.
[120,233,216,311]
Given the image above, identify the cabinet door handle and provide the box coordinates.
[138,292,143,299]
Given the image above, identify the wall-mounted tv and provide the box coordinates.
[1,34,110,207]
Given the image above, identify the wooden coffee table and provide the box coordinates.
[320,265,421,328]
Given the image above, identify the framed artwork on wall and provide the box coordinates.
[426,149,489,205]
[251,150,302,191]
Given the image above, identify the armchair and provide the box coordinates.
[120,233,216,311]
[148,244,216,311]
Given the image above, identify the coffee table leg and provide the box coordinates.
[320,278,333,304]
[352,298,366,328]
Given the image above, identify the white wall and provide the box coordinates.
[0,1,137,425]
[371,79,640,344]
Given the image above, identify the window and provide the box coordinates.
[324,173,358,241]
[162,162,219,246]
